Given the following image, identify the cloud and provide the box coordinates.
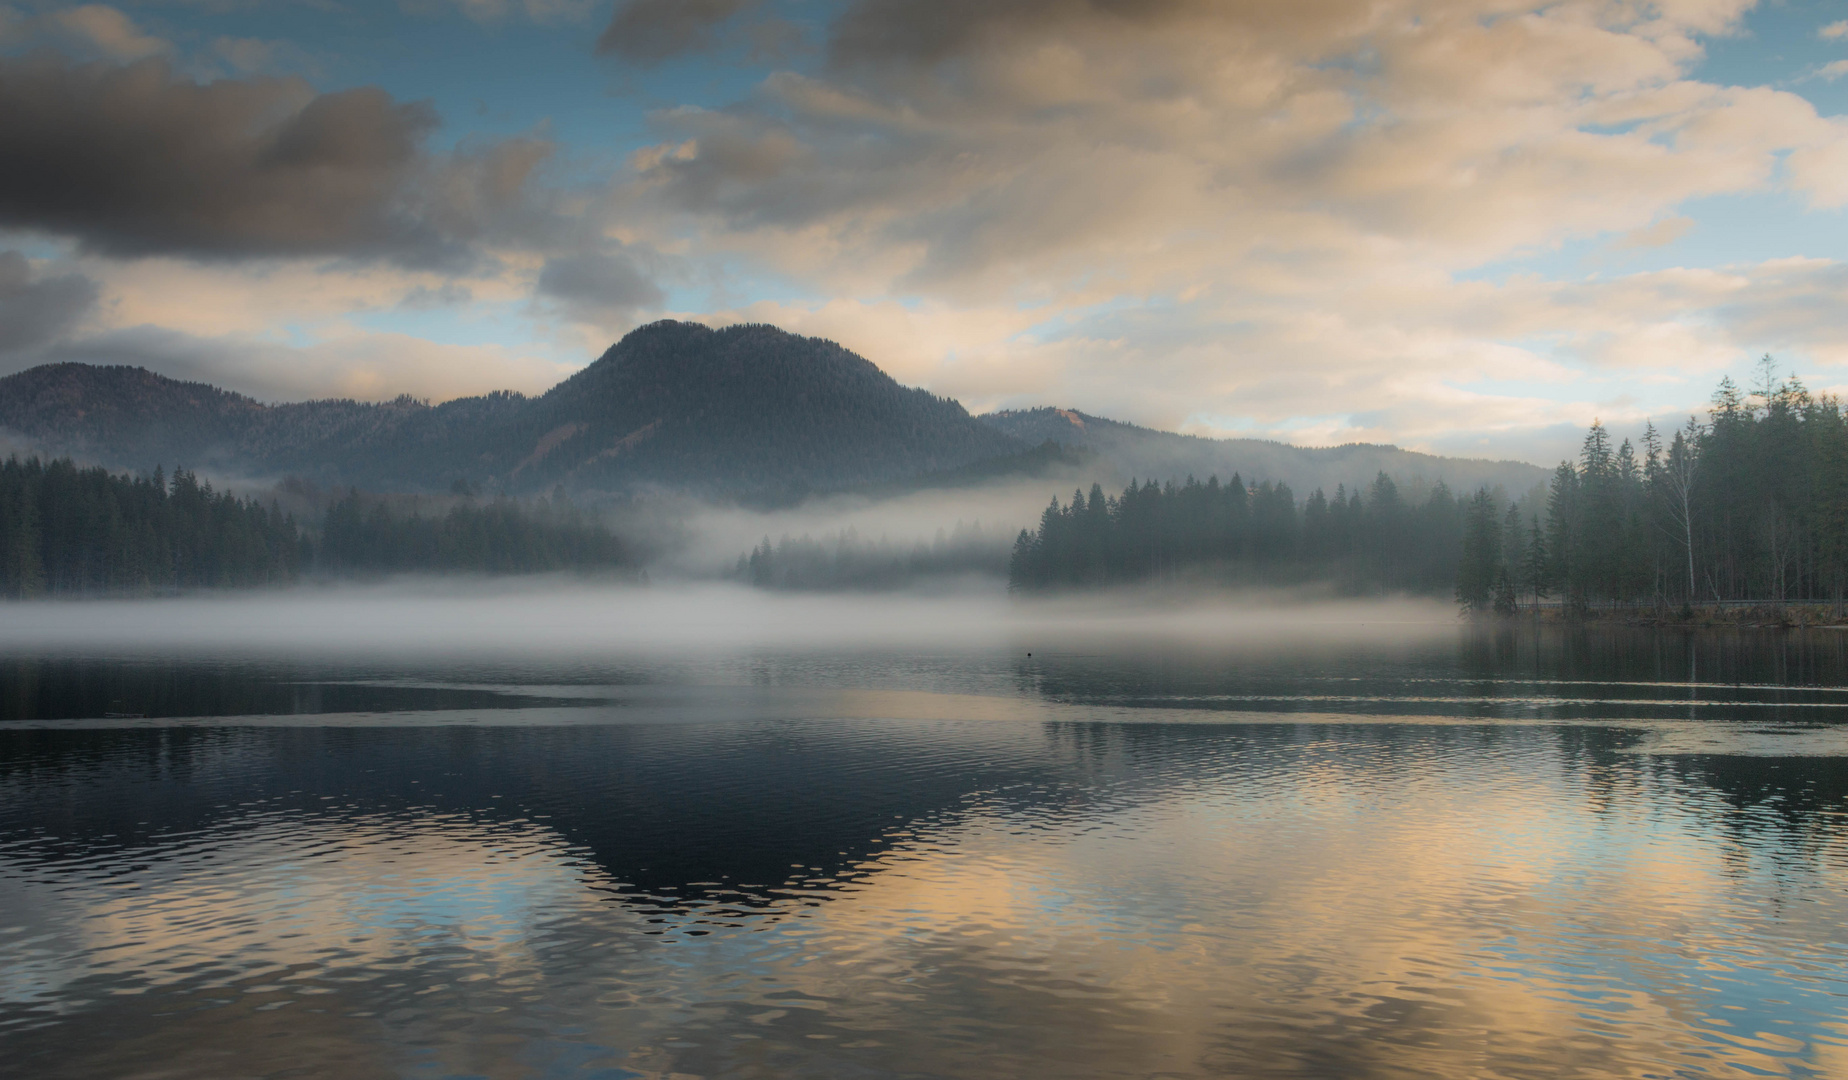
[0,246,593,403]
[625,0,1833,308]
[0,252,101,353]
[56,252,524,342]
[1614,216,1694,249]
[421,135,571,251]
[0,4,169,61]
[1818,59,1848,82]
[420,0,599,24]
[825,0,1225,69]
[536,249,665,327]
[1821,20,1848,41]
[0,54,454,263]
[0,49,581,273]
[747,18,810,64]
[1786,135,1848,209]
[597,0,756,63]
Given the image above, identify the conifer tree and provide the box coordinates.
[1457,488,1502,613]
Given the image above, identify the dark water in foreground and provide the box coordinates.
[3,625,1847,1079]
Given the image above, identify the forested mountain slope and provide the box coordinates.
[0,363,267,468]
[508,320,1026,497]
[0,322,1024,498]
[979,407,1548,498]
[0,361,467,486]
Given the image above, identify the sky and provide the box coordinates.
[0,0,1845,466]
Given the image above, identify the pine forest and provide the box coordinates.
[0,458,631,598]
[1011,364,1848,613]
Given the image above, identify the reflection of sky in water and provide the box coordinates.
[1,631,1847,1078]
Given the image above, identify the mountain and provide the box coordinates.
[0,322,1025,498]
[0,322,1551,503]
[978,407,1550,498]
[0,362,267,468]
[504,320,1025,497]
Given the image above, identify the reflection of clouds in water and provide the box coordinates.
[750,739,1848,1078]
[4,685,1848,1076]
[0,809,676,1079]
[0,812,612,1009]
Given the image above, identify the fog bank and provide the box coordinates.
[0,580,1458,659]
[652,479,1066,577]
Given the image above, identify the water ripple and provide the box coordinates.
[0,630,1845,1077]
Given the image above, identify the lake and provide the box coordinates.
[1,589,1845,1079]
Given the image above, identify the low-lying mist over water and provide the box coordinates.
[0,579,1458,658]
[665,478,1051,578]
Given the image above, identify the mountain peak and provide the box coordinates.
[529,320,1018,495]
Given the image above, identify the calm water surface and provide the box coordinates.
[2,624,1846,1078]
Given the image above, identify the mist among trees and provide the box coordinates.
[1012,361,1848,614]
[319,491,629,576]
[736,522,1004,591]
[1,458,304,596]
[0,458,633,597]
[1007,472,1472,595]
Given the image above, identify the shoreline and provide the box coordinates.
[1502,603,1848,629]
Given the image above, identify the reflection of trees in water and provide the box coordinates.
[0,718,1095,912]
[1457,623,1848,689]
[1024,650,1848,847]
[0,714,1606,902]
[1549,721,1848,855]
[1017,626,1848,725]
[1660,753,1848,843]
[13,718,1452,908]
[0,656,584,722]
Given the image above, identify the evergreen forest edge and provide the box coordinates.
[1008,364,1848,613]
[0,457,633,597]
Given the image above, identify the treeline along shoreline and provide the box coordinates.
[1007,471,1467,595]
[1012,365,1848,615]
[1458,364,1848,613]
[0,457,633,597]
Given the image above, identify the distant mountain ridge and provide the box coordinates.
[977,407,1549,499]
[0,362,444,483]
[0,322,1025,498]
[0,321,1548,501]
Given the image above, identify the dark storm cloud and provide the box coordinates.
[596,0,756,63]
[0,55,454,264]
[537,249,666,327]
[825,0,1194,66]
[0,252,101,353]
